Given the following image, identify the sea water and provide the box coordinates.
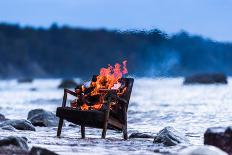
[0,78,231,154]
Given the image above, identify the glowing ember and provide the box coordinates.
[78,60,128,111]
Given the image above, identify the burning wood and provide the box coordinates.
[71,61,128,111]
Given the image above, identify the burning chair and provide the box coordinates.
[56,61,134,139]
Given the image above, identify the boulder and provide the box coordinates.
[225,126,232,136]
[29,146,58,155]
[1,125,17,131]
[27,109,59,127]
[0,136,29,151]
[0,145,29,155]
[183,73,227,84]
[58,79,78,88]
[129,132,154,138]
[179,145,227,155]
[0,113,6,121]
[204,126,232,154]
[0,119,35,131]
[153,126,189,146]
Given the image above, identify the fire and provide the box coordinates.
[90,60,128,96]
[79,60,128,110]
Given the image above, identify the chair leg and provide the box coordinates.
[102,123,107,139]
[57,118,63,137]
[81,125,85,139]
[123,125,128,140]
[102,102,110,139]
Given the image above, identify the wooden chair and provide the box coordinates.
[56,76,134,140]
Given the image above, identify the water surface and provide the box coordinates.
[0,78,231,154]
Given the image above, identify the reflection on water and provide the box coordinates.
[0,78,231,154]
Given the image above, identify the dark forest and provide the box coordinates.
[0,23,232,78]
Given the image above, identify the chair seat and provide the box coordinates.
[56,107,123,130]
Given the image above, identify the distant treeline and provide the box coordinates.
[0,23,232,79]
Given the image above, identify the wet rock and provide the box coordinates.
[153,126,189,146]
[29,146,58,155]
[58,79,78,88]
[0,113,6,121]
[204,127,232,154]
[18,78,33,83]
[179,145,227,155]
[129,132,154,138]
[0,119,36,131]
[30,88,37,91]
[0,145,29,155]
[68,123,78,127]
[183,73,227,84]
[0,136,29,151]
[27,109,59,127]
[1,125,17,131]
[225,126,232,136]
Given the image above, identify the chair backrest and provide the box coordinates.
[119,78,134,111]
[91,75,134,123]
[91,75,134,109]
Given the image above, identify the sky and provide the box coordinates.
[0,0,232,42]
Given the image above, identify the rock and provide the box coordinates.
[225,126,232,136]
[58,79,78,88]
[129,132,154,138]
[179,145,227,155]
[0,113,6,121]
[0,145,29,155]
[204,127,232,154]
[29,146,58,155]
[68,123,78,127]
[153,126,189,146]
[18,78,33,83]
[30,88,37,91]
[183,73,227,84]
[1,125,17,131]
[27,109,59,127]
[0,119,36,131]
[0,136,29,151]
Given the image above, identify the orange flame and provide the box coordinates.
[79,60,128,110]
[90,60,128,96]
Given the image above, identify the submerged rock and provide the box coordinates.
[27,109,59,127]
[29,146,58,155]
[129,132,154,138]
[0,119,35,131]
[58,79,78,88]
[179,145,227,155]
[204,126,232,154]
[18,78,33,83]
[0,136,29,151]
[153,126,189,146]
[183,73,227,85]
[68,123,78,127]
[30,88,37,91]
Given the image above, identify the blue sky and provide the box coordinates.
[0,0,231,42]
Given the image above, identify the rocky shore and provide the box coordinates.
[0,109,231,155]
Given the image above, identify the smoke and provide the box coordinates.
[144,49,180,77]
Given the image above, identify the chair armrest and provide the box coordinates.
[64,88,77,97]
[62,89,78,107]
